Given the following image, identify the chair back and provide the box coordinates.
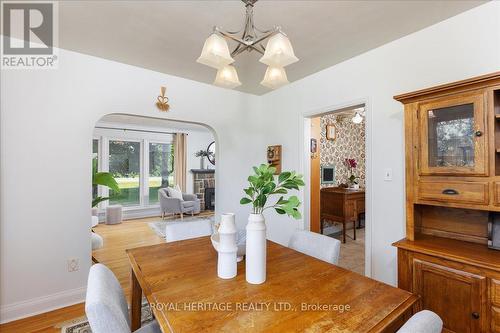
[288,230,341,265]
[85,264,131,333]
[165,219,213,242]
[396,310,443,333]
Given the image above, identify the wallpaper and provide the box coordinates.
[320,113,366,188]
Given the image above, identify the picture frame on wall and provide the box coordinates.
[326,124,336,141]
[310,138,317,153]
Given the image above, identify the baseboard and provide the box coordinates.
[0,286,86,324]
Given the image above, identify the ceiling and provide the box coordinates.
[98,114,211,133]
[59,0,485,95]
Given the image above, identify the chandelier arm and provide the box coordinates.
[218,30,264,55]
[232,44,264,57]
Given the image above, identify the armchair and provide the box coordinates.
[158,188,201,220]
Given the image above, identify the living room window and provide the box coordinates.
[108,140,141,207]
[148,142,174,205]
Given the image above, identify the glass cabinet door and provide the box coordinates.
[419,93,486,175]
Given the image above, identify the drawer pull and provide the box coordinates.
[471,312,480,319]
[475,130,483,137]
[442,189,459,195]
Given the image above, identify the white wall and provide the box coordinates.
[1,1,499,323]
[260,2,500,284]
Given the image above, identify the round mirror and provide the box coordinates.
[207,141,215,165]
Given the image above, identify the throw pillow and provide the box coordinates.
[168,185,184,201]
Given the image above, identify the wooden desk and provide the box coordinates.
[321,187,365,243]
[127,237,417,332]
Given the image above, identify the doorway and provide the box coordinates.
[307,104,367,276]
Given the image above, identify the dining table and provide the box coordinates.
[126,236,418,332]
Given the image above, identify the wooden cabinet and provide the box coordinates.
[413,258,487,333]
[418,92,487,176]
[320,187,365,243]
[394,72,500,333]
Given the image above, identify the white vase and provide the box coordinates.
[217,213,237,279]
[245,213,266,284]
[200,157,206,169]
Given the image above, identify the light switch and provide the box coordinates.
[384,168,393,181]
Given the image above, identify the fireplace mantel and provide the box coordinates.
[190,169,215,174]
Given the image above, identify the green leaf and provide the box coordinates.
[244,188,254,197]
[240,197,252,205]
[272,188,288,195]
[278,171,291,183]
[92,196,109,207]
[275,208,286,214]
[93,172,120,193]
[291,209,302,219]
[276,196,288,205]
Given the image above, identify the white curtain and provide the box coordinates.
[174,133,187,192]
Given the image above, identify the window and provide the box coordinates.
[109,140,141,207]
[149,143,174,205]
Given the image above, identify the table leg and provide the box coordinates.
[342,221,346,243]
[130,269,142,331]
[353,220,356,240]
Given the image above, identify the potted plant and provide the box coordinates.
[92,156,120,214]
[195,149,212,169]
[240,164,304,284]
[345,158,359,189]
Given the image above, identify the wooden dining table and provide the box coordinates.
[126,236,418,333]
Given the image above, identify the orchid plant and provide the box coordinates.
[345,158,359,186]
[240,164,305,219]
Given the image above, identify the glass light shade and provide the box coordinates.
[260,66,289,89]
[352,112,363,124]
[213,65,241,89]
[197,33,234,69]
[259,33,299,67]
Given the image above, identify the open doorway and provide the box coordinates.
[90,114,217,268]
[309,105,366,275]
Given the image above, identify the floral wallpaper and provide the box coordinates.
[320,113,365,188]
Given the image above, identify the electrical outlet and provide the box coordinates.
[67,258,79,272]
[384,168,393,181]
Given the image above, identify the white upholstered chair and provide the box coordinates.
[165,219,213,243]
[397,310,443,333]
[288,230,341,265]
[85,264,161,333]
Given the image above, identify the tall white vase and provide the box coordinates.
[217,213,237,279]
[245,213,266,284]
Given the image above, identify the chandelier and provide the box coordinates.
[197,0,298,90]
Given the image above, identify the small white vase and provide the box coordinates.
[217,213,237,279]
[245,213,266,284]
[200,157,206,169]
[351,184,360,190]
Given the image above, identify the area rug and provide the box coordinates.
[148,216,213,240]
[57,300,153,333]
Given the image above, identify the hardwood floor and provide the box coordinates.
[0,213,213,333]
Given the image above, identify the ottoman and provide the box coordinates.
[106,205,123,225]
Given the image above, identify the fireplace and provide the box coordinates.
[191,169,215,211]
[204,187,215,210]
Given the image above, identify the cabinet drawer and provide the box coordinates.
[417,181,488,205]
[493,306,500,333]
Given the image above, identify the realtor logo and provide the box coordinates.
[1,1,58,69]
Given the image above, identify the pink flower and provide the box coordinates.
[345,158,357,169]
